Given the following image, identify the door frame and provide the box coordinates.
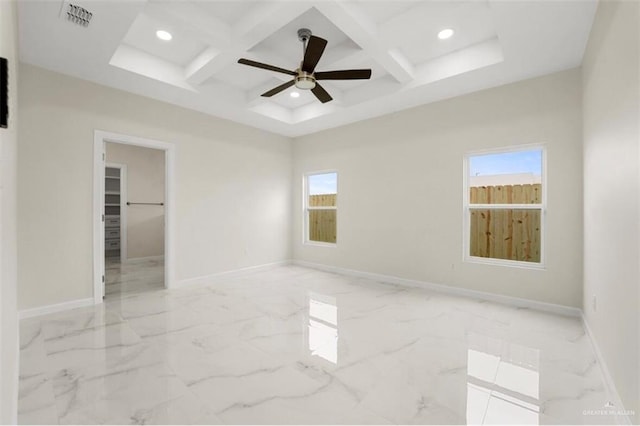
[93,130,176,303]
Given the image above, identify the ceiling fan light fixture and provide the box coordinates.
[295,74,316,90]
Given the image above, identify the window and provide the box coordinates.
[464,147,545,266]
[305,171,337,244]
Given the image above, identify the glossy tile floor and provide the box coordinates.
[105,257,164,298]
[18,265,616,425]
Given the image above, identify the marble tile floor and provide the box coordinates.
[18,265,619,425]
[105,257,164,299]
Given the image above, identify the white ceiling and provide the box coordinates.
[18,0,597,137]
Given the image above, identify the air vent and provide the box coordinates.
[60,1,92,27]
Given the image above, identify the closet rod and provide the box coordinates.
[126,202,164,206]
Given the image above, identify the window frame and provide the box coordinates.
[462,144,547,269]
[303,170,338,247]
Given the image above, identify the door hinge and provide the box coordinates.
[102,275,105,283]
[102,214,105,222]
[102,153,105,161]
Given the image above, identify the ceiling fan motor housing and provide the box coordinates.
[297,28,312,42]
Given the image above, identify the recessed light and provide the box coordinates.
[156,30,172,41]
[290,91,300,98]
[437,28,454,40]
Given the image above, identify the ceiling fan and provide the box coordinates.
[237,28,372,103]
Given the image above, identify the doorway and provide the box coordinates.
[93,131,175,303]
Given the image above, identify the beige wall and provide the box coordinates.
[0,0,19,422]
[582,0,640,419]
[293,69,583,308]
[18,64,292,310]
[106,143,165,260]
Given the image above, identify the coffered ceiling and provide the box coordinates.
[18,0,597,137]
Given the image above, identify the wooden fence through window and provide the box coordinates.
[469,184,542,263]
[309,194,337,243]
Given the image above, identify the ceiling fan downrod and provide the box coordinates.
[296,28,316,89]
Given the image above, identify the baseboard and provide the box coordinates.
[292,260,582,318]
[10,320,19,425]
[17,261,288,318]
[18,297,95,320]
[176,260,293,288]
[124,255,164,264]
[581,314,631,425]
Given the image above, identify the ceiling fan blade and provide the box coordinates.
[311,83,332,103]
[301,36,328,73]
[261,80,295,97]
[315,69,372,80]
[238,58,296,76]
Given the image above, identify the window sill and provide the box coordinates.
[304,241,337,248]
[464,256,546,270]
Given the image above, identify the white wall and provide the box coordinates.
[18,64,292,310]
[106,143,165,260]
[582,0,639,420]
[0,0,19,423]
[293,69,583,308]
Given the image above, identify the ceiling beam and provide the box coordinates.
[185,49,245,86]
[183,2,312,87]
[314,1,414,84]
